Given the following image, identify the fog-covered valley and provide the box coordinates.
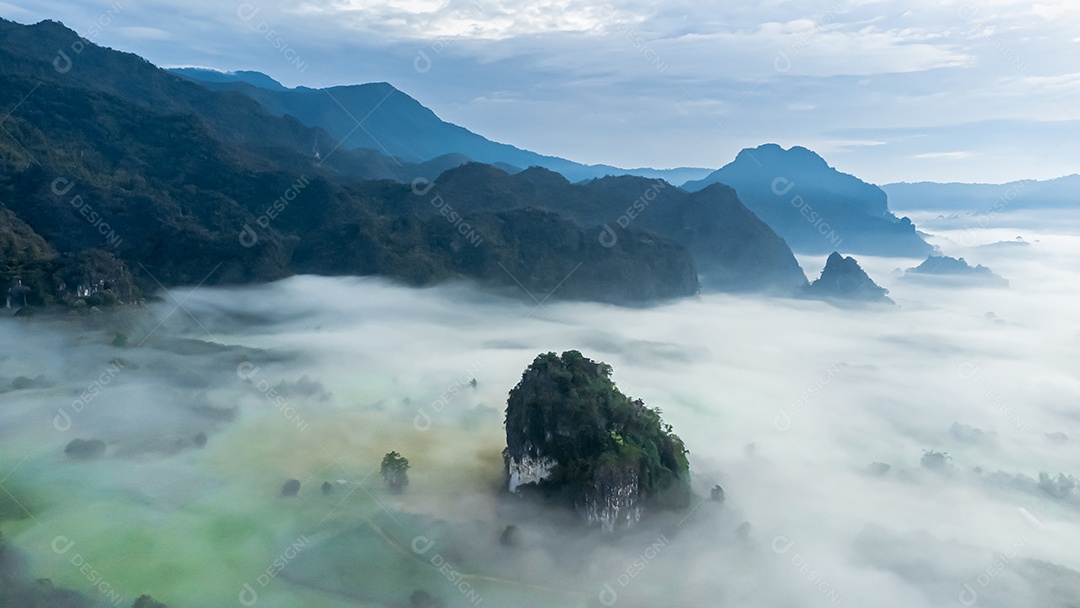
[2,215,1078,608]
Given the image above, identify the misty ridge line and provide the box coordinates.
[5,15,1063,315]
[236,3,309,73]
[50,0,123,75]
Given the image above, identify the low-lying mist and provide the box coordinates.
[1,218,1078,608]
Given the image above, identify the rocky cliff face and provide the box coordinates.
[503,351,691,531]
[505,451,556,493]
[582,464,644,532]
[505,448,644,532]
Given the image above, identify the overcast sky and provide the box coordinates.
[5,0,1079,183]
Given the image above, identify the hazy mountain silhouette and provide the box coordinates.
[882,176,1080,213]
[172,67,713,184]
[0,18,821,307]
[684,144,931,257]
[0,19,705,306]
[804,252,893,305]
[903,255,1007,286]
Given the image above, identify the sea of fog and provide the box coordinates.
[1,216,1078,607]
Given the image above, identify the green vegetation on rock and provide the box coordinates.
[505,351,690,514]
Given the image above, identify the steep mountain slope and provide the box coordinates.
[171,68,713,184]
[0,19,449,183]
[684,144,931,257]
[0,20,700,306]
[503,351,691,532]
[0,18,822,307]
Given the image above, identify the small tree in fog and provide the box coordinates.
[920,449,950,470]
[381,451,410,492]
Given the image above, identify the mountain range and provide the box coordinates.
[0,17,941,310]
[0,18,821,309]
[170,69,941,261]
[882,175,1080,213]
[171,67,714,185]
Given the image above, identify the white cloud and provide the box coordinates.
[1031,2,1076,20]
[0,1,34,17]
[915,151,973,159]
[5,217,1080,606]
[817,139,888,151]
[116,25,175,40]
[1020,72,1080,93]
[294,0,614,40]
[3,0,1078,181]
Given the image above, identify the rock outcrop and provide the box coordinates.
[804,252,893,305]
[581,464,644,531]
[503,351,690,532]
[506,454,556,493]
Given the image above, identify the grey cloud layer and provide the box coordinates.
[4,1,1078,180]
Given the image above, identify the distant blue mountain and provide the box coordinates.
[882,175,1080,213]
[171,68,288,91]
[683,144,931,257]
[904,255,1008,286]
[171,68,712,184]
